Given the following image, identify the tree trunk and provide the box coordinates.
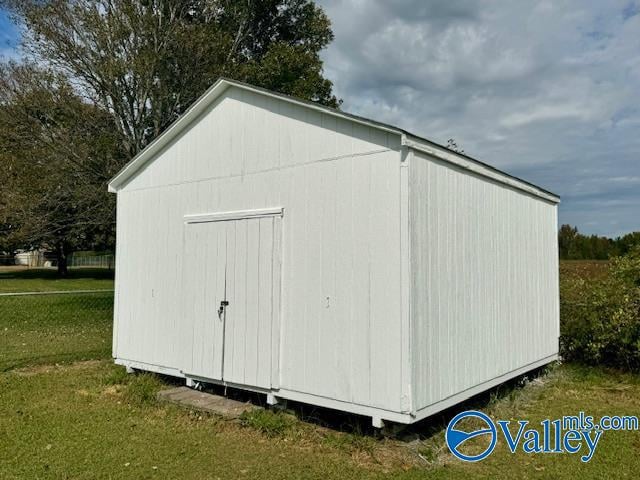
[56,241,69,277]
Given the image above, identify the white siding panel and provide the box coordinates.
[222,217,276,389]
[333,159,355,402]
[368,155,402,410]
[349,157,372,406]
[410,151,559,411]
[227,220,247,383]
[257,217,275,387]
[182,221,226,379]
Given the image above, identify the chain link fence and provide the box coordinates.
[68,254,115,269]
[0,282,114,372]
[0,253,114,269]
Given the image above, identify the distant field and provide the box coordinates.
[560,259,610,281]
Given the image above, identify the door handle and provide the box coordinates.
[218,300,229,318]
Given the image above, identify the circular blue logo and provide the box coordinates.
[445,410,497,462]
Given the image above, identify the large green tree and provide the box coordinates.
[4,0,339,156]
[0,62,126,275]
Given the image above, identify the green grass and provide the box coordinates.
[0,267,114,293]
[1,267,640,478]
[0,361,392,480]
[420,365,640,478]
[2,361,640,479]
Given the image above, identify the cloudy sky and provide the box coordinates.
[316,0,639,237]
[1,2,639,236]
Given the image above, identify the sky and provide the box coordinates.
[316,0,640,237]
[0,9,18,59]
[1,2,639,237]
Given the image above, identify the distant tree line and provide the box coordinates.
[558,224,640,260]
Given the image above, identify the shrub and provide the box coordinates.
[560,247,640,371]
[239,409,297,437]
[102,365,129,386]
[123,373,164,406]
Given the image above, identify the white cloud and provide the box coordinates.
[609,176,640,183]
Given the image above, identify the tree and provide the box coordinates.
[446,138,465,154]
[558,224,579,259]
[4,0,339,157]
[557,224,640,260]
[618,232,640,256]
[0,62,126,275]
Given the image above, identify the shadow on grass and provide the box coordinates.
[1,349,112,373]
[0,268,114,281]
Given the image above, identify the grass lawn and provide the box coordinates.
[1,264,639,479]
[0,268,114,371]
[0,291,113,372]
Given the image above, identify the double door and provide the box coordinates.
[182,210,282,389]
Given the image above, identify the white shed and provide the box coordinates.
[108,78,560,427]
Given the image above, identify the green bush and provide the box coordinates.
[123,373,164,406]
[560,247,640,371]
[239,409,297,437]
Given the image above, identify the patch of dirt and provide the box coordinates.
[12,359,103,377]
[101,385,123,397]
[349,442,421,472]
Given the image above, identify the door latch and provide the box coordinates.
[218,300,229,318]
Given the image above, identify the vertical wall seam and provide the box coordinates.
[400,145,413,414]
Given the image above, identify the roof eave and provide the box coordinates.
[108,78,233,193]
[403,135,560,204]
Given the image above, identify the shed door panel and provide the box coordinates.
[183,221,227,380]
[224,217,277,389]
